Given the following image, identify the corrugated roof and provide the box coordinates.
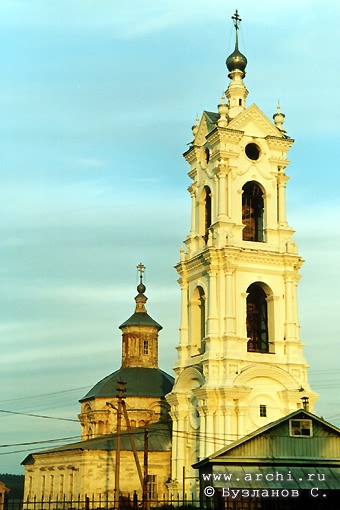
[210,465,340,490]
[80,367,174,401]
[194,410,340,470]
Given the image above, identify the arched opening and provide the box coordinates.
[191,286,206,353]
[246,283,269,353]
[242,181,264,241]
[203,186,212,244]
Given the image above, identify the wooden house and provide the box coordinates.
[194,409,340,509]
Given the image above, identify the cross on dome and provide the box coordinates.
[231,9,242,30]
[136,262,145,282]
[136,262,146,299]
[226,9,247,76]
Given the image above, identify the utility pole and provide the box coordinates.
[107,382,144,507]
[114,380,125,510]
[122,400,143,487]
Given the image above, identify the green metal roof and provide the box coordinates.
[80,367,174,401]
[204,111,219,133]
[209,465,340,490]
[119,311,162,330]
[21,422,171,464]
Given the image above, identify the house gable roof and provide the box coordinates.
[194,409,340,469]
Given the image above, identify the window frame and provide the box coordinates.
[289,419,313,437]
[246,283,269,353]
[242,181,264,242]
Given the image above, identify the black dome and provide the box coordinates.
[226,48,247,73]
[80,367,174,401]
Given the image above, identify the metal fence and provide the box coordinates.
[5,495,203,510]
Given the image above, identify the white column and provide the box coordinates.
[224,407,233,442]
[188,184,197,235]
[218,269,226,337]
[238,405,246,437]
[217,167,228,221]
[225,270,235,335]
[198,410,206,460]
[294,280,301,338]
[207,271,218,336]
[171,415,178,480]
[227,170,232,218]
[284,274,295,341]
[179,280,189,347]
[176,414,185,481]
[205,413,215,456]
[277,171,289,226]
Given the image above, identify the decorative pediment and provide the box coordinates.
[194,111,219,146]
[229,103,285,139]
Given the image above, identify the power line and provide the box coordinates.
[0,436,79,449]
[0,409,78,422]
[0,385,91,405]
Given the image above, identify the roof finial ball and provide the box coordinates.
[273,101,286,132]
[226,9,247,76]
[192,117,199,138]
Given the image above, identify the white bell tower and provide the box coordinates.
[166,10,317,498]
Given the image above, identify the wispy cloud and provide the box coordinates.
[76,159,108,169]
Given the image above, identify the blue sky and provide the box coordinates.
[0,0,339,474]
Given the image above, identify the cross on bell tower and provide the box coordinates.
[231,9,242,30]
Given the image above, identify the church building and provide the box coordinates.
[166,9,317,499]
[22,10,319,504]
[22,266,174,500]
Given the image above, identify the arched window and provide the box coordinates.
[97,421,105,435]
[191,286,206,352]
[246,283,268,353]
[242,182,264,241]
[203,186,211,244]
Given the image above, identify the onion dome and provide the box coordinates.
[226,9,247,75]
[226,40,247,74]
[119,263,162,330]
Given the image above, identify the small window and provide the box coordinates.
[239,98,242,106]
[289,419,313,437]
[143,340,149,355]
[260,404,267,417]
[147,474,157,499]
[245,143,260,161]
[204,147,210,165]
[191,286,206,353]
